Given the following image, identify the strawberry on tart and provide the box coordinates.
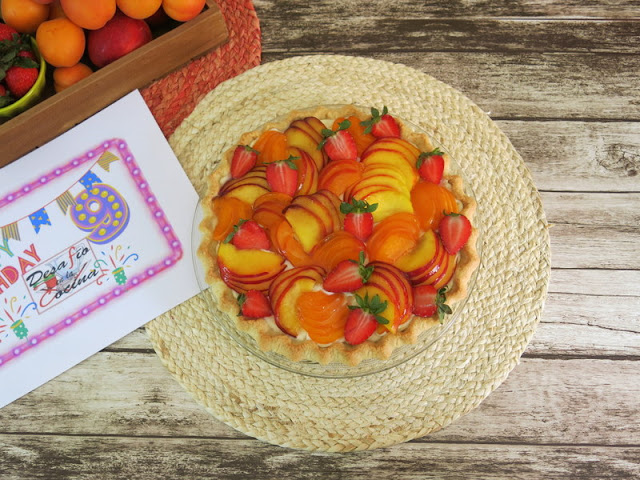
[199,105,479,366]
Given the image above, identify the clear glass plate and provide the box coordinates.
[190,106,482,378]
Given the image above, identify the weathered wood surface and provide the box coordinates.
[1,1,639,478]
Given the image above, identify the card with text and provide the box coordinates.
[0,91,200,408]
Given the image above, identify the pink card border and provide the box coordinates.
[0,138,183,368]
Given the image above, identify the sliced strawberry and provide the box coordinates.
[230,145,258,178]
[340,199,378,240]
[439,212,472,255]
[344,292,389,345]
[224,219,270,250]
[266,156,299,196]
[417,148,445,184]
[238,290,272,318]
[323,251,373,292]
[318,120,358,161]
[413,285,452,322]
[361,106,401,138]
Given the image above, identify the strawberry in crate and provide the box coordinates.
[0,22,41,111]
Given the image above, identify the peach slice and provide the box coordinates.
[361,163,411,189]
[366,137,421,165]
[395,229,439,275]
[269,266,325,336]
[361,189,414,222]
[313,189,343,232]
[272,219,314,267]
[289,148,319,196]
[284,204,326,252]
[285,125,325,170]
[219,165,270,205]
[432,253,457,289]
[318,159,363,197]
[289,118,324,143]
[368,262,413,330]
[346,174,410,200]
[217,242,285,293]
[362,152,419,189]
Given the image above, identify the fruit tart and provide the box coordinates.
[198,105,479,366]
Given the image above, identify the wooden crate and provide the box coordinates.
[0,0,228,167]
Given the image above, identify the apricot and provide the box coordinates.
[36,18,85,67]
[53,62,92,92]
[162,0,205,22]
[116,0,162,20]
[1,0,50,33]
[60,0,116,30]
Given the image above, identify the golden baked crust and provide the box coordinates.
[198,105,479,366]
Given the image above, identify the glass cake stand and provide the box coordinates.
[190,108,482,378]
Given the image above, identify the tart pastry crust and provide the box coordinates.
[198,105,480,366]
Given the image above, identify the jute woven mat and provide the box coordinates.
[145,55,551,452]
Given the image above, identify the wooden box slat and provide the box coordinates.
[0,0,228,167]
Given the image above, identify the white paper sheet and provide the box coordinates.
[0,91,200,408]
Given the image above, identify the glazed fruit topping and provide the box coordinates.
[265,156,299,197]
[412,285,451,322]
[344,292,389,345]
[230,145,259,178]
[318,119,358,161]
[323,251,374,293]
[238,290,273,319]
[340,198,378,241]
[224,219,270,250]
[417,148,445,184]
[361,106,401,138]
[439,212,471,255]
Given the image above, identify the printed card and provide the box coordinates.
[0,91,200,408]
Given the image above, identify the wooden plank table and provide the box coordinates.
[1,1,639,478]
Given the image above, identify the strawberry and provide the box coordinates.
[439,212,472,255]
[237,290,272,318]
[0,23,18,42]
[266,156,299,196]
[318,120,358,161]
[416,148,445,184]
[340,199,378,240]
[413,285,452,322]
[224,219,270,250]
[344,292,389,345]
[5,65,38,98]
[361,106,401,138]
[230,145,258,178]
[323,251,374,292]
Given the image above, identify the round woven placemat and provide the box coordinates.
[141,0,261,138]
[145,55,551,452]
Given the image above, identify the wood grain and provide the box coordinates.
[0,435,638,480]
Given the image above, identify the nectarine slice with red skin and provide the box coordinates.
[297,291,349,344]
[366,138,421,165]
[318,159,363,197]
[432,253,457,290]
[407,236,446,286]
[361,150,419,188]
[211,196,253,242]
[217,243,285,293]
[362,190,414,223]
[395,230,439,273]
[289,148,319,196]
[273,219,314,266]
[368,262,413,329]
[284,125,325,171]
[269,266,325,336]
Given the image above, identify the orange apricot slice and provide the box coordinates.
[332,115,376,156]
[273,219,314,267]
[297,290,349,344]
[211,196,253,241]
[310,231,366,272]
[410,181,459,230]
[367,212,421,263]
[253,130,288,164]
